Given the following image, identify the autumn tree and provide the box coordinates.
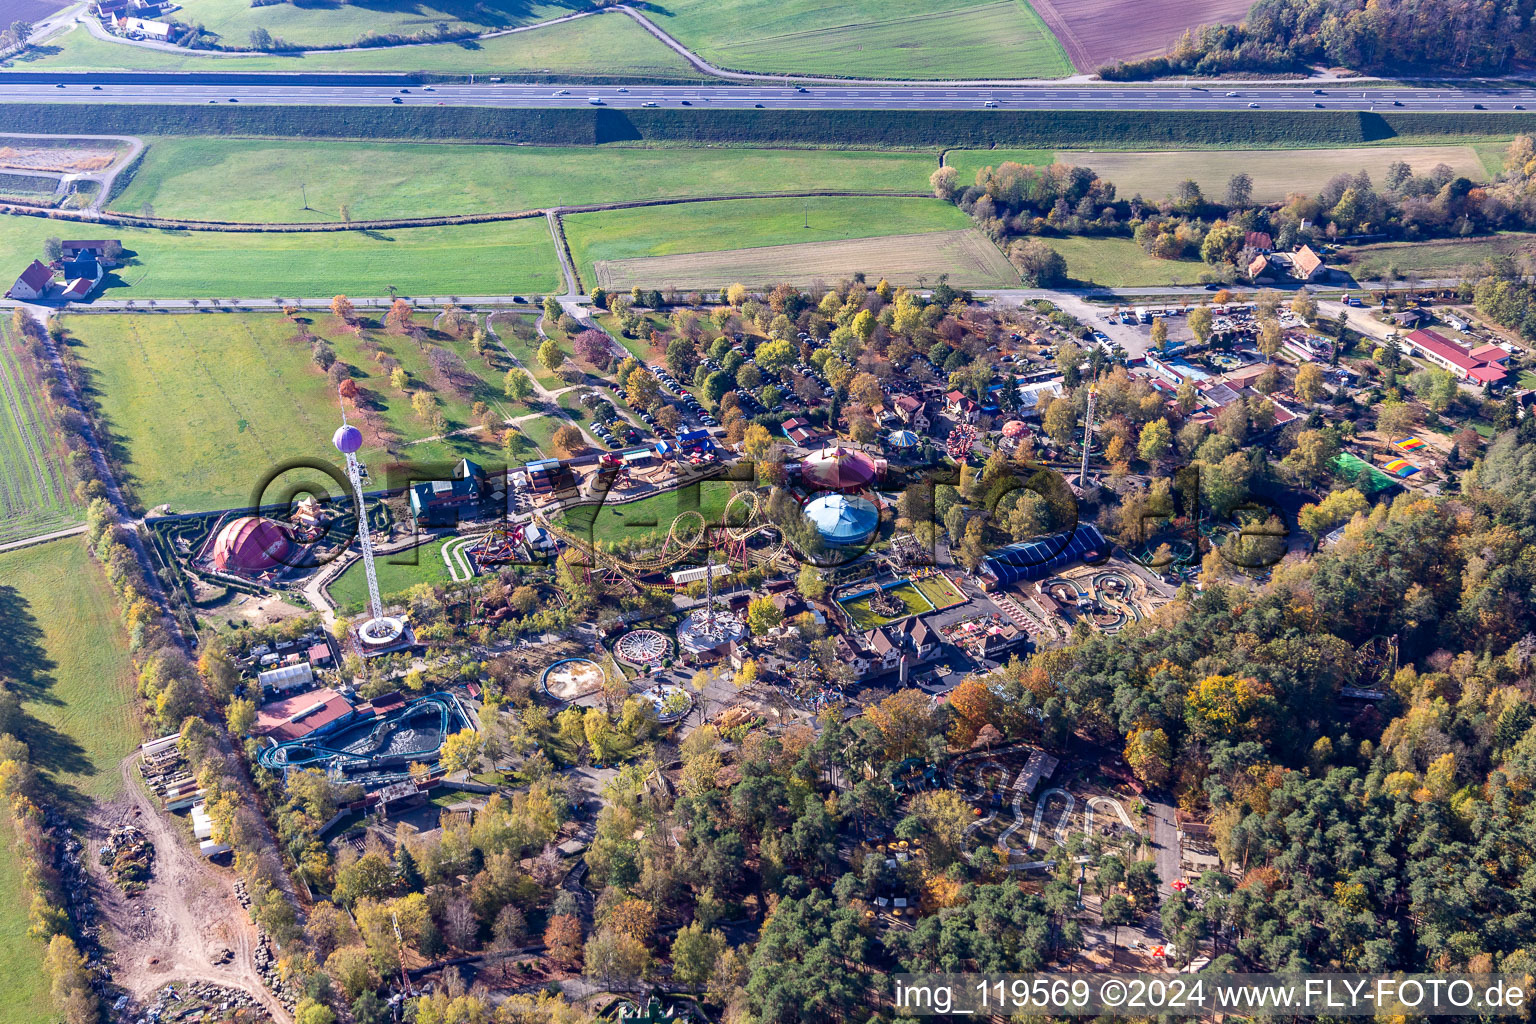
[504,368,534,403]
[330,294,356,324]
[865,689,935,761]
[547,423,593,462]
[385,298,414,333]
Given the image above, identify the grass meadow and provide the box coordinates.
[564,196,973,292]
[110,139,936,223]
[646,0,1072,79]
[594,228,1018,290]
[946,144,1495,202]
[0,535,142,1024]
[0,215,561,299]
[0,538,140,802]
[0,321,80,546]
[156,0,576,48]
[1042,235,1212,287]
[65,312,507,512]
[1343,232,1536,280]
[328,535,455,610]
[12,14,701,77]
[0,536,142,1024]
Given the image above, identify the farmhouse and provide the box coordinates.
[116,15,172,39]
[6,260,52,300]
[61,240,121,264]
[1404,329,1508,385]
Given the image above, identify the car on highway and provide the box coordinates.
[1517,105,1527,110]
[1314,102,1324,107]
[1393,99,1404,106]
[400,88,410,93]
[392,97,403,104]
[554,89,569,96]
[1225,91,1238,97]
[423,86,434,91]
[983,100,998,108]
[1473,103,1486,109]
[92,85,101,90]
[588,96,604,105]
[1248,102,1260,108]
[795,86,809,93]
[1313,88,1325,95]
[642,101,658,108]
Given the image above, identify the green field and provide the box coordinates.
[0,214,559,299]
[1042,235,1212,287]
[564,197,973,291]
[1343,232,1536,280]
[556,478,735,549]
[913,572,966,609]
[840,580,934,629]
[329,536,455,610]
[947,144,1496,202]
[161,0,576,48]
[15,14,701,77]
[488,311,563,389]
[65,313,506,511]
[0,538,140,801]
[110,138,935,224]
[0,536,140,1024]
[644,0,1072,79]
[0,322,80,546]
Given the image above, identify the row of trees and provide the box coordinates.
[937,140,1536,279]
[1101,0,1536,78]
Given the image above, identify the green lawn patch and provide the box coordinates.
[913,572,966,610]
[0,214,560,299]
[488,311,563,390]
[645,0,1072,79]
[1040,235,1210,287]
[0,321,81,546]
[0,538,140,800]
[556,478,734,549]
[151,0,575,49]
[328,536,456,611]
[16,14,702,77]
[564,196,971,291]
[110,138,935,223]
[65,312,502,512]
[1343,232,1536,280]
[839,581,934,629]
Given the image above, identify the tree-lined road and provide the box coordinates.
[2,80,1535,111]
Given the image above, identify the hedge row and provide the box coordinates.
[0,103,1531,149]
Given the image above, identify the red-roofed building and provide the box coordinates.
[1470,343,1510,365]
[1405,329,1508,385]
[253,688,355,744]
[945,390,979,423]
[7,260,52,300]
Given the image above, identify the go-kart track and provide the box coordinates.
[257,692,471,783]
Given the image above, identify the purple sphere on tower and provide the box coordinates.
[333,424,364,455]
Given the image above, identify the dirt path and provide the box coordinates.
[87,753,292,1023]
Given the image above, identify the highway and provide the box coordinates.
[2,80,1535,111]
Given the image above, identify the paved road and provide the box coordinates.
[3,80,1536,111]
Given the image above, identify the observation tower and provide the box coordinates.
[333,396,406,653]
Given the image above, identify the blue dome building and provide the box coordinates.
[804,493,879,546]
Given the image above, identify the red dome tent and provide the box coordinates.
[212,516,292,574]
